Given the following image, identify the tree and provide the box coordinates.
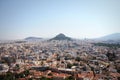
[91,67,95,77]
[57,57,60,61]
[75,57,81,61]
[4,71,16,80]
[24,69,30,76]
[15,64,20,70]
[67,63,73,69]
[40,76,53,80]
[48,73,53,76]
[106,52,116,61]
[28,78,33,80]
[65,76,74,80]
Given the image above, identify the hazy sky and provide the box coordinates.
[0,0,120,40]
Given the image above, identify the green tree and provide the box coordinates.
[24,69,30,76]
[67,63,73,69]
[75,57,81,61]
[4,71,16,80]
[15,64,19,70]
[40,76,53,80]
[65,76,74,80]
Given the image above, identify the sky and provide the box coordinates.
[0,0,120,40]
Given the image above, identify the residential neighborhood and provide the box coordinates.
[0,39,120,80]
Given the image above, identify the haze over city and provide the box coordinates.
[0,0,120,40]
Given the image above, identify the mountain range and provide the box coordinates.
[24,33,120,41]
[97,33,120,41]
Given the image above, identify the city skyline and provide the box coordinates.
[0,0,120,40]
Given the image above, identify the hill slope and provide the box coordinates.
[25,37,42,41]
[50,33,72,41]
[98,33,120,41]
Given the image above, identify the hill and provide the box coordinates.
[50,33,72,41]
[97,33,120,41]
[25,37,42,41]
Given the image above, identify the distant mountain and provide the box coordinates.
[50,33,72,41]
[97,33,120,41]
[25,37,42,41]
